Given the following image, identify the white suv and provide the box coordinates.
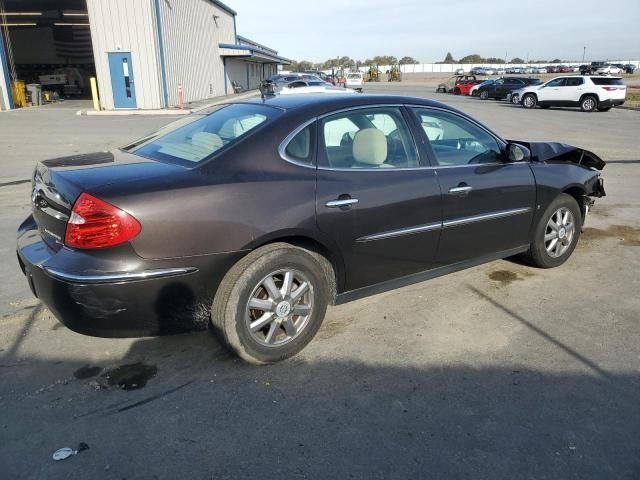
[518,76,626,112]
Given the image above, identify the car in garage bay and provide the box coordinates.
[17,94,606,364]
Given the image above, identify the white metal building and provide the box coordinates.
[0,0,289,111]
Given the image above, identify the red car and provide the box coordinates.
[453,79,482,95]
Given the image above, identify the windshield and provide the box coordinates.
[125,104,282,165]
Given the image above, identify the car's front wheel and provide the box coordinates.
[211,243,333,364]
[522,93,537,109]
[523,194,582,268]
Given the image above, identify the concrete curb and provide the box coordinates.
[79,91,258,116]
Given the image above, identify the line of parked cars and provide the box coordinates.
[438,73,627,112]
[264,71,363,95]
[468,62,636,76]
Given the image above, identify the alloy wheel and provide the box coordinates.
[245,269,314,346]
[544,207,575,258]
[523,95,535,108]
[582,97,596,111]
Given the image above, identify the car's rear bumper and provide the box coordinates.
[17,215,245,337]
[599,98,625,107]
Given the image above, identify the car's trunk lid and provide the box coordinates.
[31,150,186,250]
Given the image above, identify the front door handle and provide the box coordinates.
[326,198,359,208]
[449,185,473,196]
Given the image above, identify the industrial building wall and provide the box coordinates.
[86,0,163,109]
[158,0,235,105]
[0,37,10,110]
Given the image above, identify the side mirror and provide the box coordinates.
[507,143,531,162]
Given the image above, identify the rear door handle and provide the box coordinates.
[326,198,359,208]
[449,185,473,196]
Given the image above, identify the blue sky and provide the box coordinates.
[231,0,640,63]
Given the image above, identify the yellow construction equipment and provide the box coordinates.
[388,64,402,82]
[366,64,381,82]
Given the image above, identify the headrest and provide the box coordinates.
[352,128,387,165]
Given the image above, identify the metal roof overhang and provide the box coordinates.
[219,44,291,65]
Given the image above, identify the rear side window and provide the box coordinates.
[283,125,314,165]
[565,77,584,86]
[320,108,418,169]
[590,77,624,86]
[128,104,282,165]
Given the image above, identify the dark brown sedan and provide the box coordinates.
[17,94,605,363]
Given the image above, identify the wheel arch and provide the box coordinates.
[579,92,600,103]
[242,231,345,303]
[562,185,587,222]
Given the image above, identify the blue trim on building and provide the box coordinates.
[207,0,237,16]
[0,34,15,109]
[218,43,291,64]
[223,57,228,95]
[233,16,238,44]
[236,35,278,56]
[153,0,169,108]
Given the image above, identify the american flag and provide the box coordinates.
[53,25,93,60]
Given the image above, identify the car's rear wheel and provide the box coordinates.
[211,243,332,364]
[479,90,489,100]
[580,95,598,112]
[511,94,520,105]
[522,93,537,109]
[523,194,582,268]
[597,106,611,112]
[453,88,460,95]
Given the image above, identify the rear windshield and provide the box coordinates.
[125,104,282,165]
[590,77,624,86]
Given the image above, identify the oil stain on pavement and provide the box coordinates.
[100,363,158,391]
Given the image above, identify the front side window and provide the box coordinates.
[546,78,565,87]
[127,104,281,165]
[319,108,418,169]
[412,108,503,166]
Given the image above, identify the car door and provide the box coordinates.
[537,77,566,104]
[410,107,536,266]
[562,76,585,104]
[314,106,442,292]
[490,78,505,97]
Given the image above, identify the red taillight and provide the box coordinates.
[64,192,141,249]
[601,86,618,91]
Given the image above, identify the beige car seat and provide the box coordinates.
[352,128,391,167]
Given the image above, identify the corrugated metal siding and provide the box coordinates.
[158,0,235,105]
[86,0,163,109]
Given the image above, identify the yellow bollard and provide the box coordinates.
[90,77,100,111]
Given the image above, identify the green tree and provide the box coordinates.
[400,56,419,64]
[443,52,456,63]
[551,58,562,63]
[485,57,506,64]
[459,54,484,63]
[510,57,525,64]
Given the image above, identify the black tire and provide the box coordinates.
[522,93,537,109]
[523,194,582,269]
[479,90,489,100]
[453,88,460,95]
[580,95,598,112]
[597,106,611,112]
[211,243,333,364]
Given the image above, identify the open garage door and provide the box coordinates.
[0,0,94,109]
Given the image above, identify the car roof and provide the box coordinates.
[240,94,446,114]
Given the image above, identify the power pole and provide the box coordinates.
[582,46,586,62]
